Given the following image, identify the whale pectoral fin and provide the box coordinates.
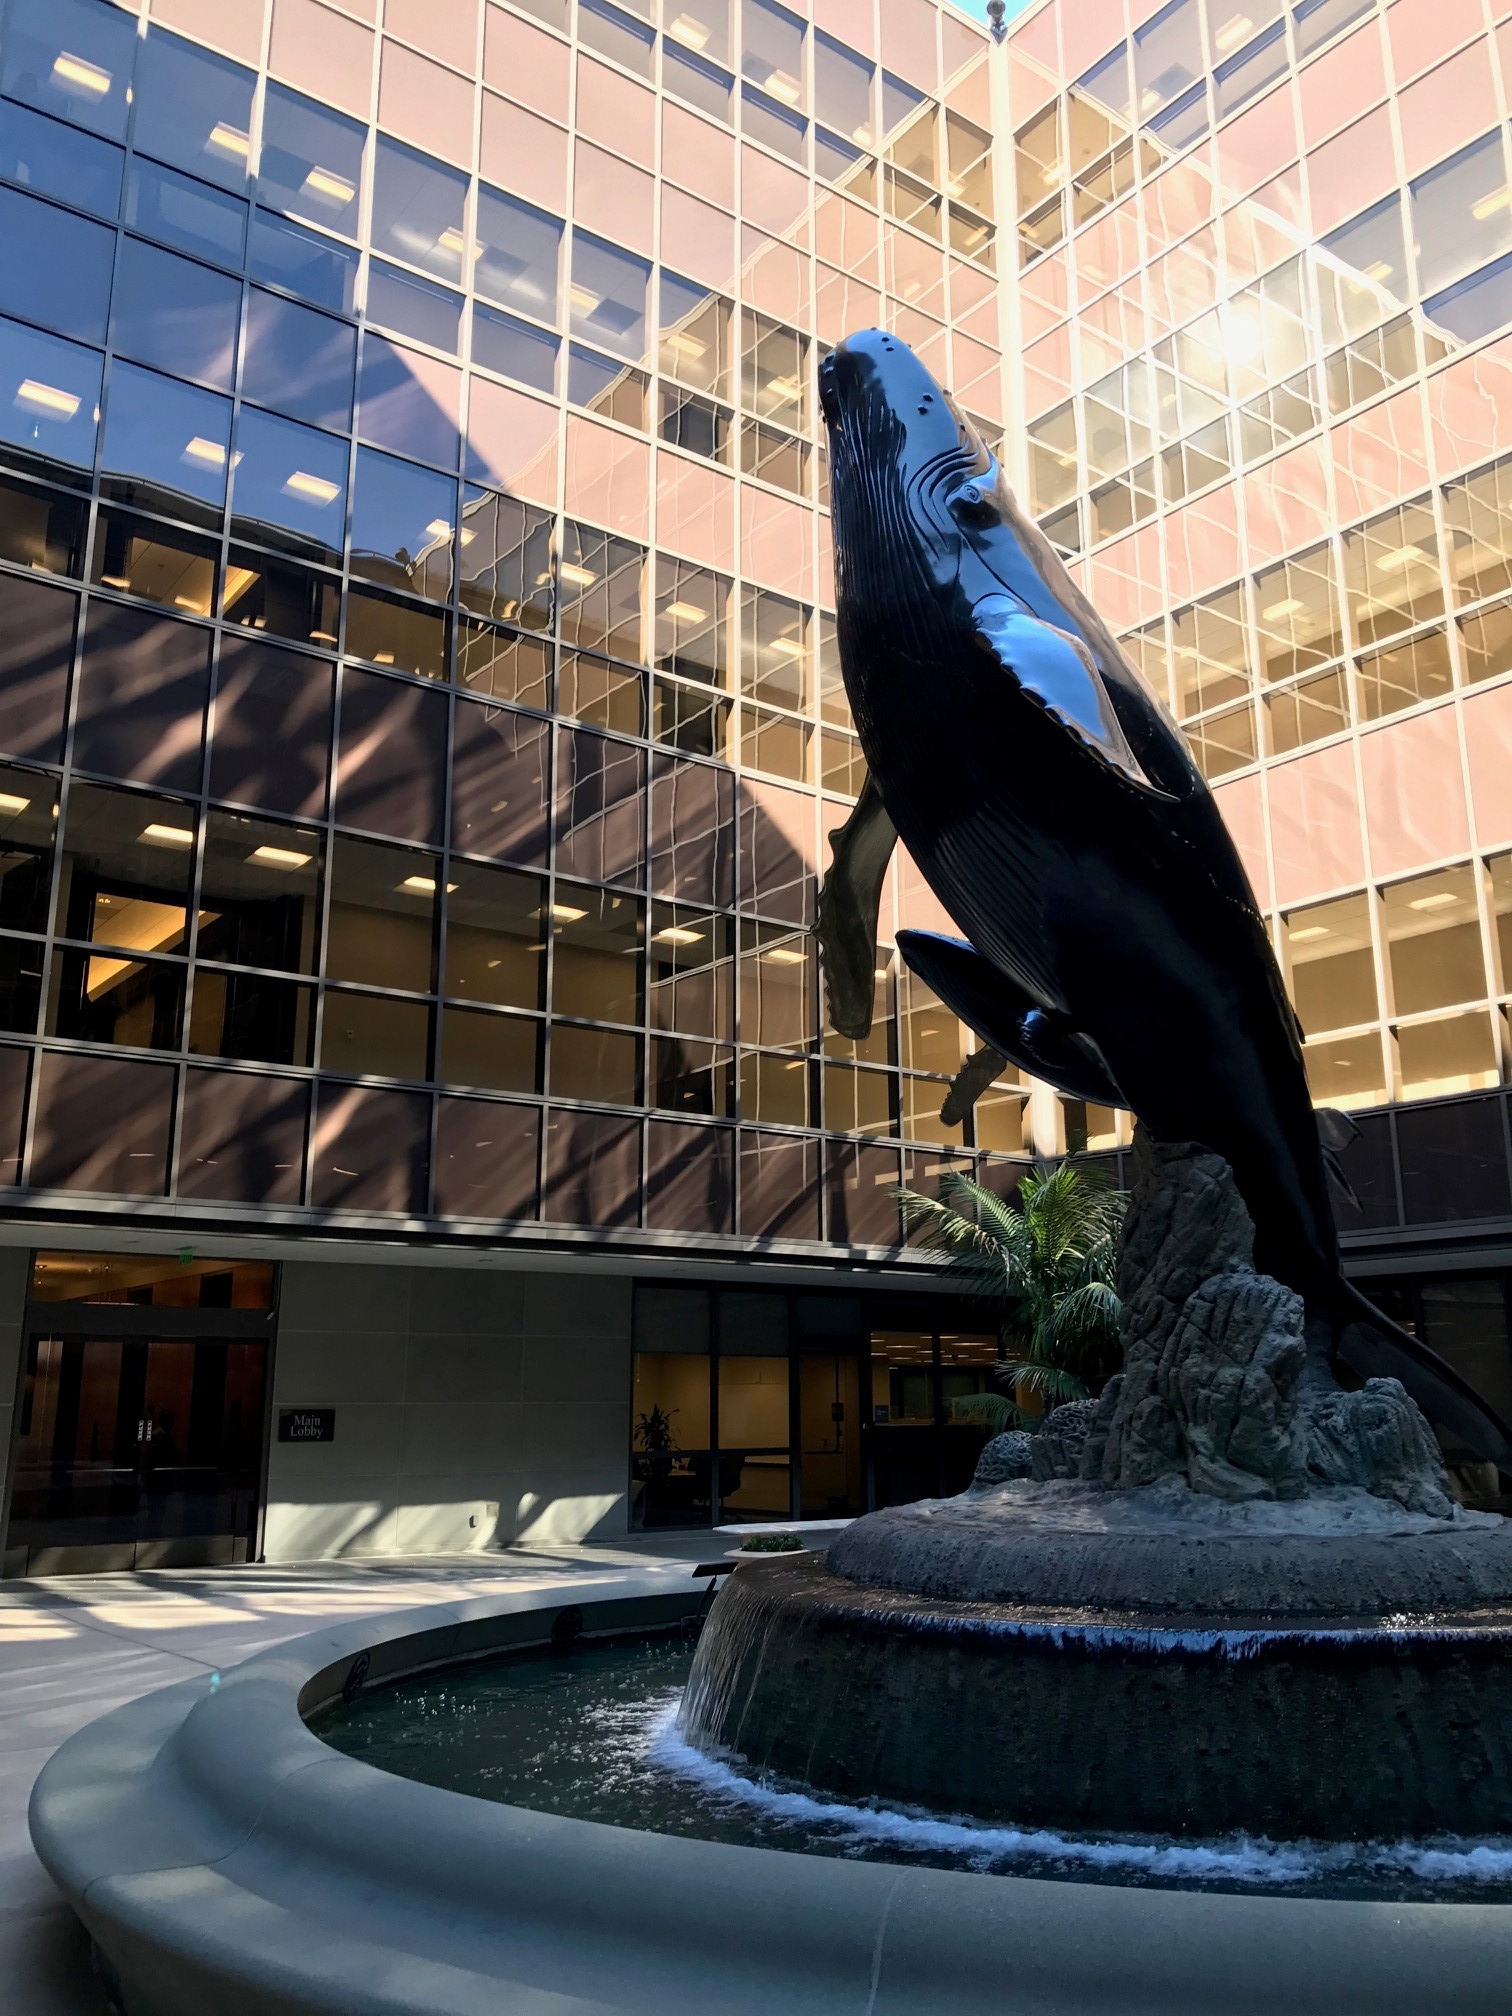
[1316,1105,1362,1212]
[940,1045,1008,1127]
[897,929,1126,1109]
[973,594,1169,796]
[816,772,897,1039]
[1338,1284,1512,1470]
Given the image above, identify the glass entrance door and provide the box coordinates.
[9,1332,269,1573]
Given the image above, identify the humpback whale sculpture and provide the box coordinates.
[815,328,1512,1469]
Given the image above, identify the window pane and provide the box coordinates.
[1254,544,1342,679]
[54,783,196,947]
[49,946,185,1050]
[111,237,241,389]
[197,811,322,974]
[366,263,462,355]
[249,209,360,315]
[550,1021,641,1101]
[1212,20,1285,120]
[1397,1010,1499,1099]
[439,1005,540,1092]
[567,345,648,427]
[318,988,430,1078]
[652,1034,733,1114]
[1303,1030,1387,1108]
[1343,499,1442,648]
[0,98,123,217]
[579,0,654,76]
[475,185,562,322]
[0,767,56,934]
[743,0,805,109]
[229,407,347,565]
[655,558,730,683]
[2,0,137,140]
[472,306,558,393]
[90,507,218,616]
[663,45,734,122]
[459,487,554,629]
[1445,460,1512,608]
[457,622,551,708]
[0,474,86,578]
[666,1,731,66]
[650,907,732,1037]
[0,316,101,477]
[442,862,544,1009]
[222,547,340,648]
[551,885,644,1023]
[133,27,255,193]
[0,185,114,345]
[258,84,364,238]
[1411,132,1512,300]
[1283,893,1377,1034]
[1263,667,1349,753]
[814,31,872,145]
[1134,0,1202,121]
[739,920,810,1047]
[1383,867,1486,1016]
[243,288,356,433]
[1459,599,1512,684]
[559,522,644,661]
[1425,251,1512,344]
[100,362,232,520]
[1356,627,1453,723]
[570,234,651,363]
[741,587,809,710]
[1318,198,1409,347]
[349,446,456,599]
[188,969,314,1065]
[371,135,467,284]
[344,584,447,678]
[124,157,247,265]
[324,835,437,993]
[744,312,808,427]
[659,274,732,398]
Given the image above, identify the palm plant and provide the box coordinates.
[897,1164,1126,1432]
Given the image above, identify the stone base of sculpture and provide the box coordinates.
[679,1133,1512,1839]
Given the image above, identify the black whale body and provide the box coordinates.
[818,327,1512,1468]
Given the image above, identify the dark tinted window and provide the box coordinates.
[433,1095,539,1219]
[0,572,77,766]
[0,184,114,343]
[30,1052,174,1195]
[258,84,364,237]
[324,834,437,992]
[242,286,356,431]
[72,603,211,792]
[335,670,447,845]
[309,1082,430,1212]
[209,636,334,818]
[123,157,247,264]
[132,27,255,193]
[248,209,359,314]
[0,767,57,933]
[197,811,323,974]
[554,728,646,886]
[229,407,348,563]
[2,0,137,140]
[450,699,551,865]
[0,99,123,215]
[177,1067,308,1204]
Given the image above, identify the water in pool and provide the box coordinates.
[312,1631,1512,1901]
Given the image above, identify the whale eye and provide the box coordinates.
[948,477,996,521]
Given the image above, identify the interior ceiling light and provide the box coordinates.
[15,379,79,419]
[52,52,111,97]
[560,562,597,586]
[1473,186,1512,221]
[1213,13,1254,51]
[424,518,453,541]
[761,946,805,964]
[0,793,29,816]
[766,374,804,401]
[1262,597,1304,620]
[1287,923,1330,942]
[401,875,436,893]
[249,845,312,869]
[664,601,707,622]
[141,823,194,847]
[1374,544,1430,573]
[207,122,251,159]
[284,470,341,505]
[664,332,707,358]
[765,71,802,105]
[182,436,227,467]
[653,926,705,945]
[768,637,805,658]
[1408,890,1459,911]
[301,166,355,205]
[668,13,709,50]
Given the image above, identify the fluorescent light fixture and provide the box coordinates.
[301,166,356,206]
[15,379,79,419]
[1374,544,1429,573]
[760,946,805,965]
[550,902,588,922]
[768,637,806,658]
[141,823,194,847]
[1408,890,1459,911]
[401,875,437,893]
[52,52,111,97]
[424,518,454,540]
[569,284,602,315]
[183,436,227,467]
[765,70,802,105]
[766,373,804,402]
[250,845,312,869]
[560,562,597,586]
[665,332,707,359]
[852,124,873,146]
[664,601,707,622]
[1213,13,1254,51]
[1287,924,1330,942]
[1262,597,1304,620]
[0,793,29,816]
[207,122,251,160]
[1473,186,1512,222]
[668,13,709,49]
[284,470,341,505]
[437,226,473,259]
[653,925,705,945]
[1361,259,1394,283]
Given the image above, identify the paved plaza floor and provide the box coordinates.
[0,1533,724,2015]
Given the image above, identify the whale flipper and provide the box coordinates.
[940,1044,1008,1127]
[1338,1282,1512,1471]
[897,928,1126,1108]
[972,594,1169,796]
[816,772,897,1039]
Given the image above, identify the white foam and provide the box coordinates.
[645,1702,1512,1890]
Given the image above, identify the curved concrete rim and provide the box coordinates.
[25,1569,1512,2016]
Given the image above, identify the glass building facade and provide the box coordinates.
[2,0,1512,1572]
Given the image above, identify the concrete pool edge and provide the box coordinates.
[25,1570,1512,2016]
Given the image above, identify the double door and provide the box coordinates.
[7,1328,269,1574]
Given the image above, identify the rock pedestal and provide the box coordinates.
[679,1132,1512,1840]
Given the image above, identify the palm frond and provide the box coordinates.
[946,1391,1018,1434]
[999,1357,1089,1410]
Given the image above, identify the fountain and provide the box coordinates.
[29,333,1512,2011]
